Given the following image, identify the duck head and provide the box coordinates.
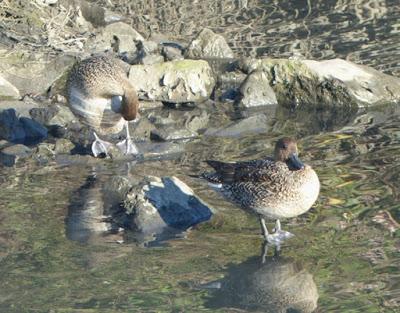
[274,137,305,170]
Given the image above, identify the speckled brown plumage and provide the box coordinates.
[66,55,139,132]
[202,138,320,221]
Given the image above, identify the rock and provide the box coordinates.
[238,71,277,107]
[150,126,197,141]
[0,75,20,100]
[19,117,48,143]
[0,100,39,118]
[0,109,26,143]
[33,143,55,165]
[205,114,270,137]
[0,144,33,167]
[30,104,76,128]
[86,22,144,54]
[0,109,47,144]
[54,138,75,154]
[302,59,400,106]
[133,40,164,65]
[185,28,234,59]
[162,46,184,61]
[80,1,126,27]
[123,176,213,236]
[129,118,156,141]
[184,110,210,132]
[129,60,215,103]
[241,58,400,107]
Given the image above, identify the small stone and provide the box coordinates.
[0,144,33,167]
[54,138,75,154]
[185,28,234,59]
[150,126,197,141]
[238,71,277,107]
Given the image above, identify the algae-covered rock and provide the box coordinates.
[129,60,215,103]
[185,28,234,59]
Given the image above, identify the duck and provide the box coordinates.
[201,137,320,245]
[66,55,139,157]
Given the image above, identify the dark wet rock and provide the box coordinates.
[129,60,215,103]
[0,50,75,96]
[123,176,213,236]
[0,109,26,143]
[150,126,197,142]
[205,114,269,137]
[204,255,318,313]
[30,104,76,128]
[19,117,48,143]
[0,144,33,167]
[240,58,400,107]
[86,22,144,54]
[54,138,75,154]
[0,100,40,118]
[0,75,20,100]
[79,0,126,27]
[238,70,277,107]
[185,28,234,59]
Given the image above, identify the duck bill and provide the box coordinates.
[288,153,304,170]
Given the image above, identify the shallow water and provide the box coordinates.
[1,1,400,312]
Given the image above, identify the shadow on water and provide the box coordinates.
[201,244,319,313]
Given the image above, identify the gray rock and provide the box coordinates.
[0,100,40,118]
[0,109,26,143]
[0,75,20,100]
[86,22,144,54]
[33,143,55,165]
[19,117,48,142]
[54,138,75,154]
[205,114,270,138]
[0,144,33,167]
[184,110,210,132]
[129,60,215,103]
[185,28,234,59]
[150,126,197,141]
[162,46,184,61]
[30,104,76,128]
[80,1,126,27]
[241,58,400,107]
[0,50,76,96]
[238,71,277,107]
[124,176,213,235]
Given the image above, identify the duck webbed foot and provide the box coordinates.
[92,132,113,158]
[259,217,294,246]
[116,121,138,155]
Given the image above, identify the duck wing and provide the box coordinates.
[204,158,285,184]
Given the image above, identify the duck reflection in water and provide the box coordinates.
[202,245,319,313]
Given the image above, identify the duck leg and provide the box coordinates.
[91,132,112,157]
[259,217,294,245]
[116,121,138,155]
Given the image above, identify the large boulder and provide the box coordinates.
[0,50,75,96]
[86,22,144,54]
[185,28,234,59]
[239,58,400,108]
[129,60,215,103]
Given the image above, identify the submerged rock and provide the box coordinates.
[185,28,234,59]
[129,60,215,103]
[123,176,213,239]
[0,144,33,167]
[238,70,277,107]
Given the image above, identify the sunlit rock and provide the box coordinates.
[123,176,213,242]
[0,75,20,100]
[238,70,277,107]
[185,28,234,59]
[129,60,215,103]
